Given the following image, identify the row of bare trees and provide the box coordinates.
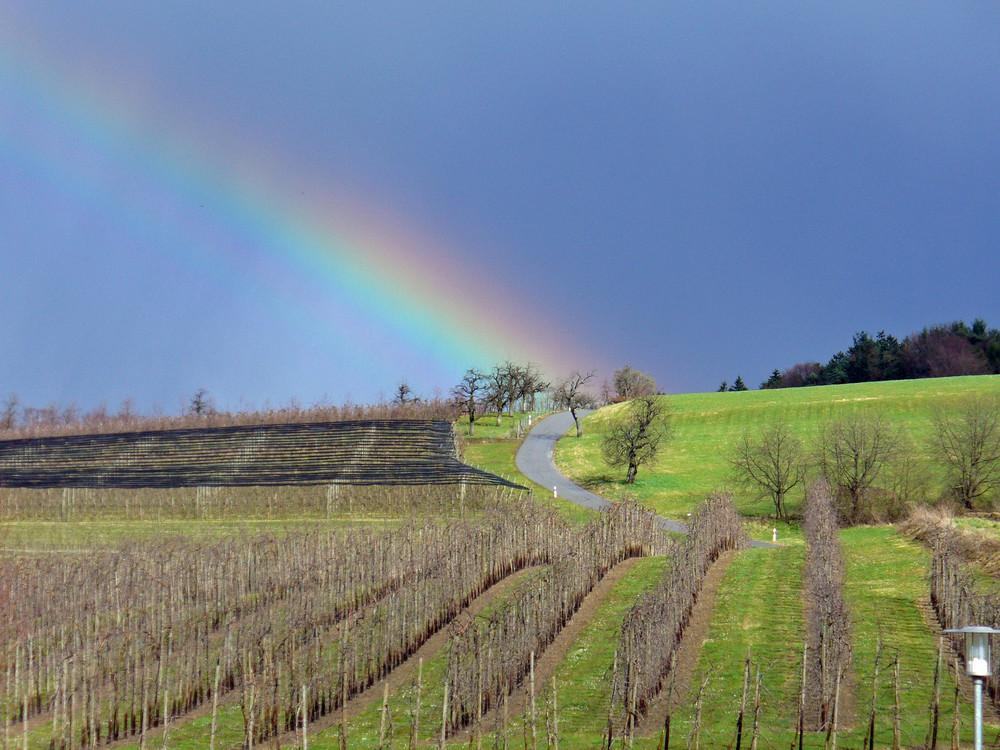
[0,484,511,522]
[3,518,490,744]
[444,502,670,738]
[610,493,745,744]
[0,495,674,749]
[0,391,462,441]
[729,395,1000,522]
[452,364,662,439]
[801,480,852,735]
[930,534,1000,716]
[452,363,551,436]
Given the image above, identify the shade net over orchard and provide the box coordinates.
[0,419,522,489]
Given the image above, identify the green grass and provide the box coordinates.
[673,544,807,747]
[459,412,599,525]
[954,516,1000,537]
[665,527,985,749]
[0,516,403,548]
[556,375,1000,523]
[301,556,672,748]
[838,526,983,747]
[456,410,548,441]
[541,555,672,747]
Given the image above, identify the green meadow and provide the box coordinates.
[556,375,1000,523]
[459,409,599,524]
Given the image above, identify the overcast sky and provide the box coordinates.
[1,3,998,414]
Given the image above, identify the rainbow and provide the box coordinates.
[0,23,598,390]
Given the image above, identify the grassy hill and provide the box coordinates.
[555,374,1000,524]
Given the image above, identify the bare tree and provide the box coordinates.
[393,381,420,406]
[505,361,528,413]
[520,364,550,412]
[485,365,511,426]
[1,393,19,431]
[117,397,137,424]
[727,421,803,520]
[802,479,851,730]
[552,371,595,437]
[902,326,990,379]
[929,395,1000,510]
[612,366,657,401]
[881,429,931,516]
[452,370,486,436]
[188,388,215,417]
[601,396,672,484]
[814,413,901,523]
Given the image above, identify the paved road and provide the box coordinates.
[515,410,689,533]
[515,410,779,548]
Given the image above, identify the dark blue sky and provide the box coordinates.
[1,3,998,412]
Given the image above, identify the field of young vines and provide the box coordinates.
[3,386,1000,748]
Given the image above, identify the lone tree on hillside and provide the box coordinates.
[929,395,1000,510]
[452,369,486,436]
[553,370,595,437]
[814,412,901,523]
[728,421,803,520]
[612,365,657,400]
[601,395,673,484]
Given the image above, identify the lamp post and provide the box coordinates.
[944,625,1000,750]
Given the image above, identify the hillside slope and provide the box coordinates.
[556,374,1000,521]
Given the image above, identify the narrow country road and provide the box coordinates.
[515,410,779,548]
[515,410,689,533]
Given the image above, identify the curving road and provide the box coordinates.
[515,410,689,533]
[516,410,778,548]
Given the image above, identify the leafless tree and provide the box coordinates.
[188,388,215,417]
[117,397,137,424]
[601,396,672,484]
[504,361,527,414]
[929,395,1000,510]
[878,429,932,517]
[813,413,901,523]
[802,479,851,730]
[612,494,744,729]
[485,365,511,426]
[612,365,657,401]
[393,381,420,406]
[727,421,803,520]
[552,370,595,437]
[518,364,549,412]
[902,326,990,378]
[452,370,486,436]
[1,393,19,431]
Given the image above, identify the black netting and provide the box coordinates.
[0,420,523,489]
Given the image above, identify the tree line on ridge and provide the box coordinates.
[758,319,1000,390]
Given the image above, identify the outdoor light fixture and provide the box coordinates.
[944,625,1000,750]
